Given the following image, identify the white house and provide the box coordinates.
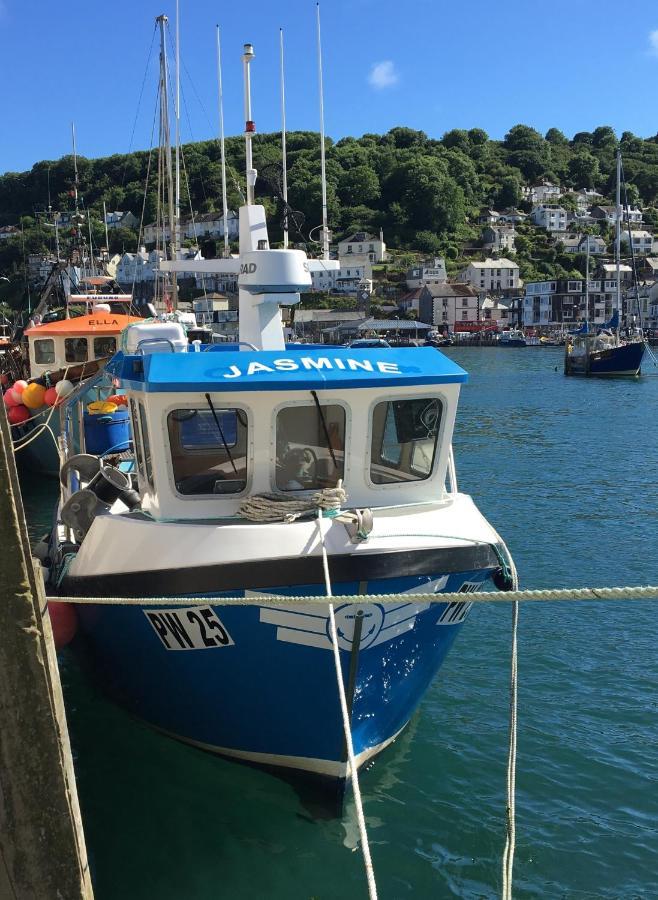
[621,230,655,256]
[311,261,371,295]
[482,225,516,253]
[558,233,607,255]
[0,225,19,241]
[337,230,386,263]
[527,181,562,204]
[418,283,480,329]
[405,257,447,289]
[574,188,603,210]
[480,296,510,325]
[457,258,521,293]
[143,211,239,246]
[530,204,568,232]
[591,205,643,226]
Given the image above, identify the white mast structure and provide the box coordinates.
[159,40,338,349]
[174,0,181,262]
[316,4,330,260]
[280,28,289,250]
[156,13,178,310]
[615,147,621,337]
[216,26,230,258]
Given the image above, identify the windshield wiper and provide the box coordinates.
[310,389,339,471]
[205,392,238,475]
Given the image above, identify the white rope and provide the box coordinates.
[48,584,658,606]
[317,512,378,900]
[239,482,347,523]
[502,600,518,900]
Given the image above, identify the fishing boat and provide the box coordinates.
[498,328,527,347]
[43,35,517,794]
[564,150,644,378]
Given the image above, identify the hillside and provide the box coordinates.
[1,123,657,307]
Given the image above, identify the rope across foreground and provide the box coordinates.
[47,585,658,606]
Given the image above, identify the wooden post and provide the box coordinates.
[0,402,93,898]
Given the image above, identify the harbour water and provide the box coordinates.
[22,347,658,898]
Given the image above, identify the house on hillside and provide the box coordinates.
[482,225,516,253]
[557,233,606,255]
[456,258,520,293]
[337,230,386,263]
[591,205,643,226]
[477,208,501,225]
[620,230,655,255]
[405,257,447,289]
[574,188,603,210]
[104,211,138,230]
[0,225,20,241]
[498,208,527,224]
[527,181,562,204]
[418,282,480,329]
[530,204,568,232]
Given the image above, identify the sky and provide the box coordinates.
[2,0,658,176]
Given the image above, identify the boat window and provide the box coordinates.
[275,403,345,491]
[130,398,144,477]
[139,401,154,487]
[65,337,88,363]
[93,336,116,358]
[370,398,441,484]
[167,407,248,495]
[34,339,55,364]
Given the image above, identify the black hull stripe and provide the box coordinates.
[59,544,499,598]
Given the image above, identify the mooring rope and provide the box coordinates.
[239,483,348,523]
[317,511,378,900]
[48,585,658,606]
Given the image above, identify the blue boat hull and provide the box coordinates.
[69,568,493,780]
[565,341,644,377]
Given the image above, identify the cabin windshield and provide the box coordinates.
[370,398,441,484]
[65,337,88,363]
[167,407,248,495]
[93,336,117,357]
[276,402,345,491]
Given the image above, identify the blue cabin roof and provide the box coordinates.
[106,346,468,393]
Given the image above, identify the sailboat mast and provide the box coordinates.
[216,26,230,258]
[157,13,178,309]
[316,4,329,260]
[585,237,590,326]
[615,148,621,320]
[103,200,110,260]
[280,28,289,250]
[174,0,181,260]
[242,43,256,206]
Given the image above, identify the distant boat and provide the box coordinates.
[564,149,644,378]
[498,328,527,347]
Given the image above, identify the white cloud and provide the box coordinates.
[368,60,399,90]
[649,29,658,56]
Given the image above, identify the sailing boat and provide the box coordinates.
[565,149,645,377]
[44,29,517,793]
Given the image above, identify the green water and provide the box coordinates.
[22,348,658,898]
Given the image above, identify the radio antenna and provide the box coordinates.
[242,43,256,206]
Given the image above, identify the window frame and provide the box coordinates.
[365,392,446,491]
[33,338,56,365]
[64,336,89,363]
[163,399,252,500]
[270,397,351,495]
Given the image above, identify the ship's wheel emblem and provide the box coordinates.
[330,603,385,650]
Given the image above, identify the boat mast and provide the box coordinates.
[174,0,181,263]
[102,200,110,262]
[585,237,589,327]
[156,13,178,309]
[242,43,256,206]
[615,147,621,334]
[280,28,289,250]
[216,26,230,258]
[316,4,329,260]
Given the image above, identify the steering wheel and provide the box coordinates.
[281,446,318,488]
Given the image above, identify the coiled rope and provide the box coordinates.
[316,511,378,900]
[239,483,347,523]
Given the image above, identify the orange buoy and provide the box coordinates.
[48,601,78,649]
